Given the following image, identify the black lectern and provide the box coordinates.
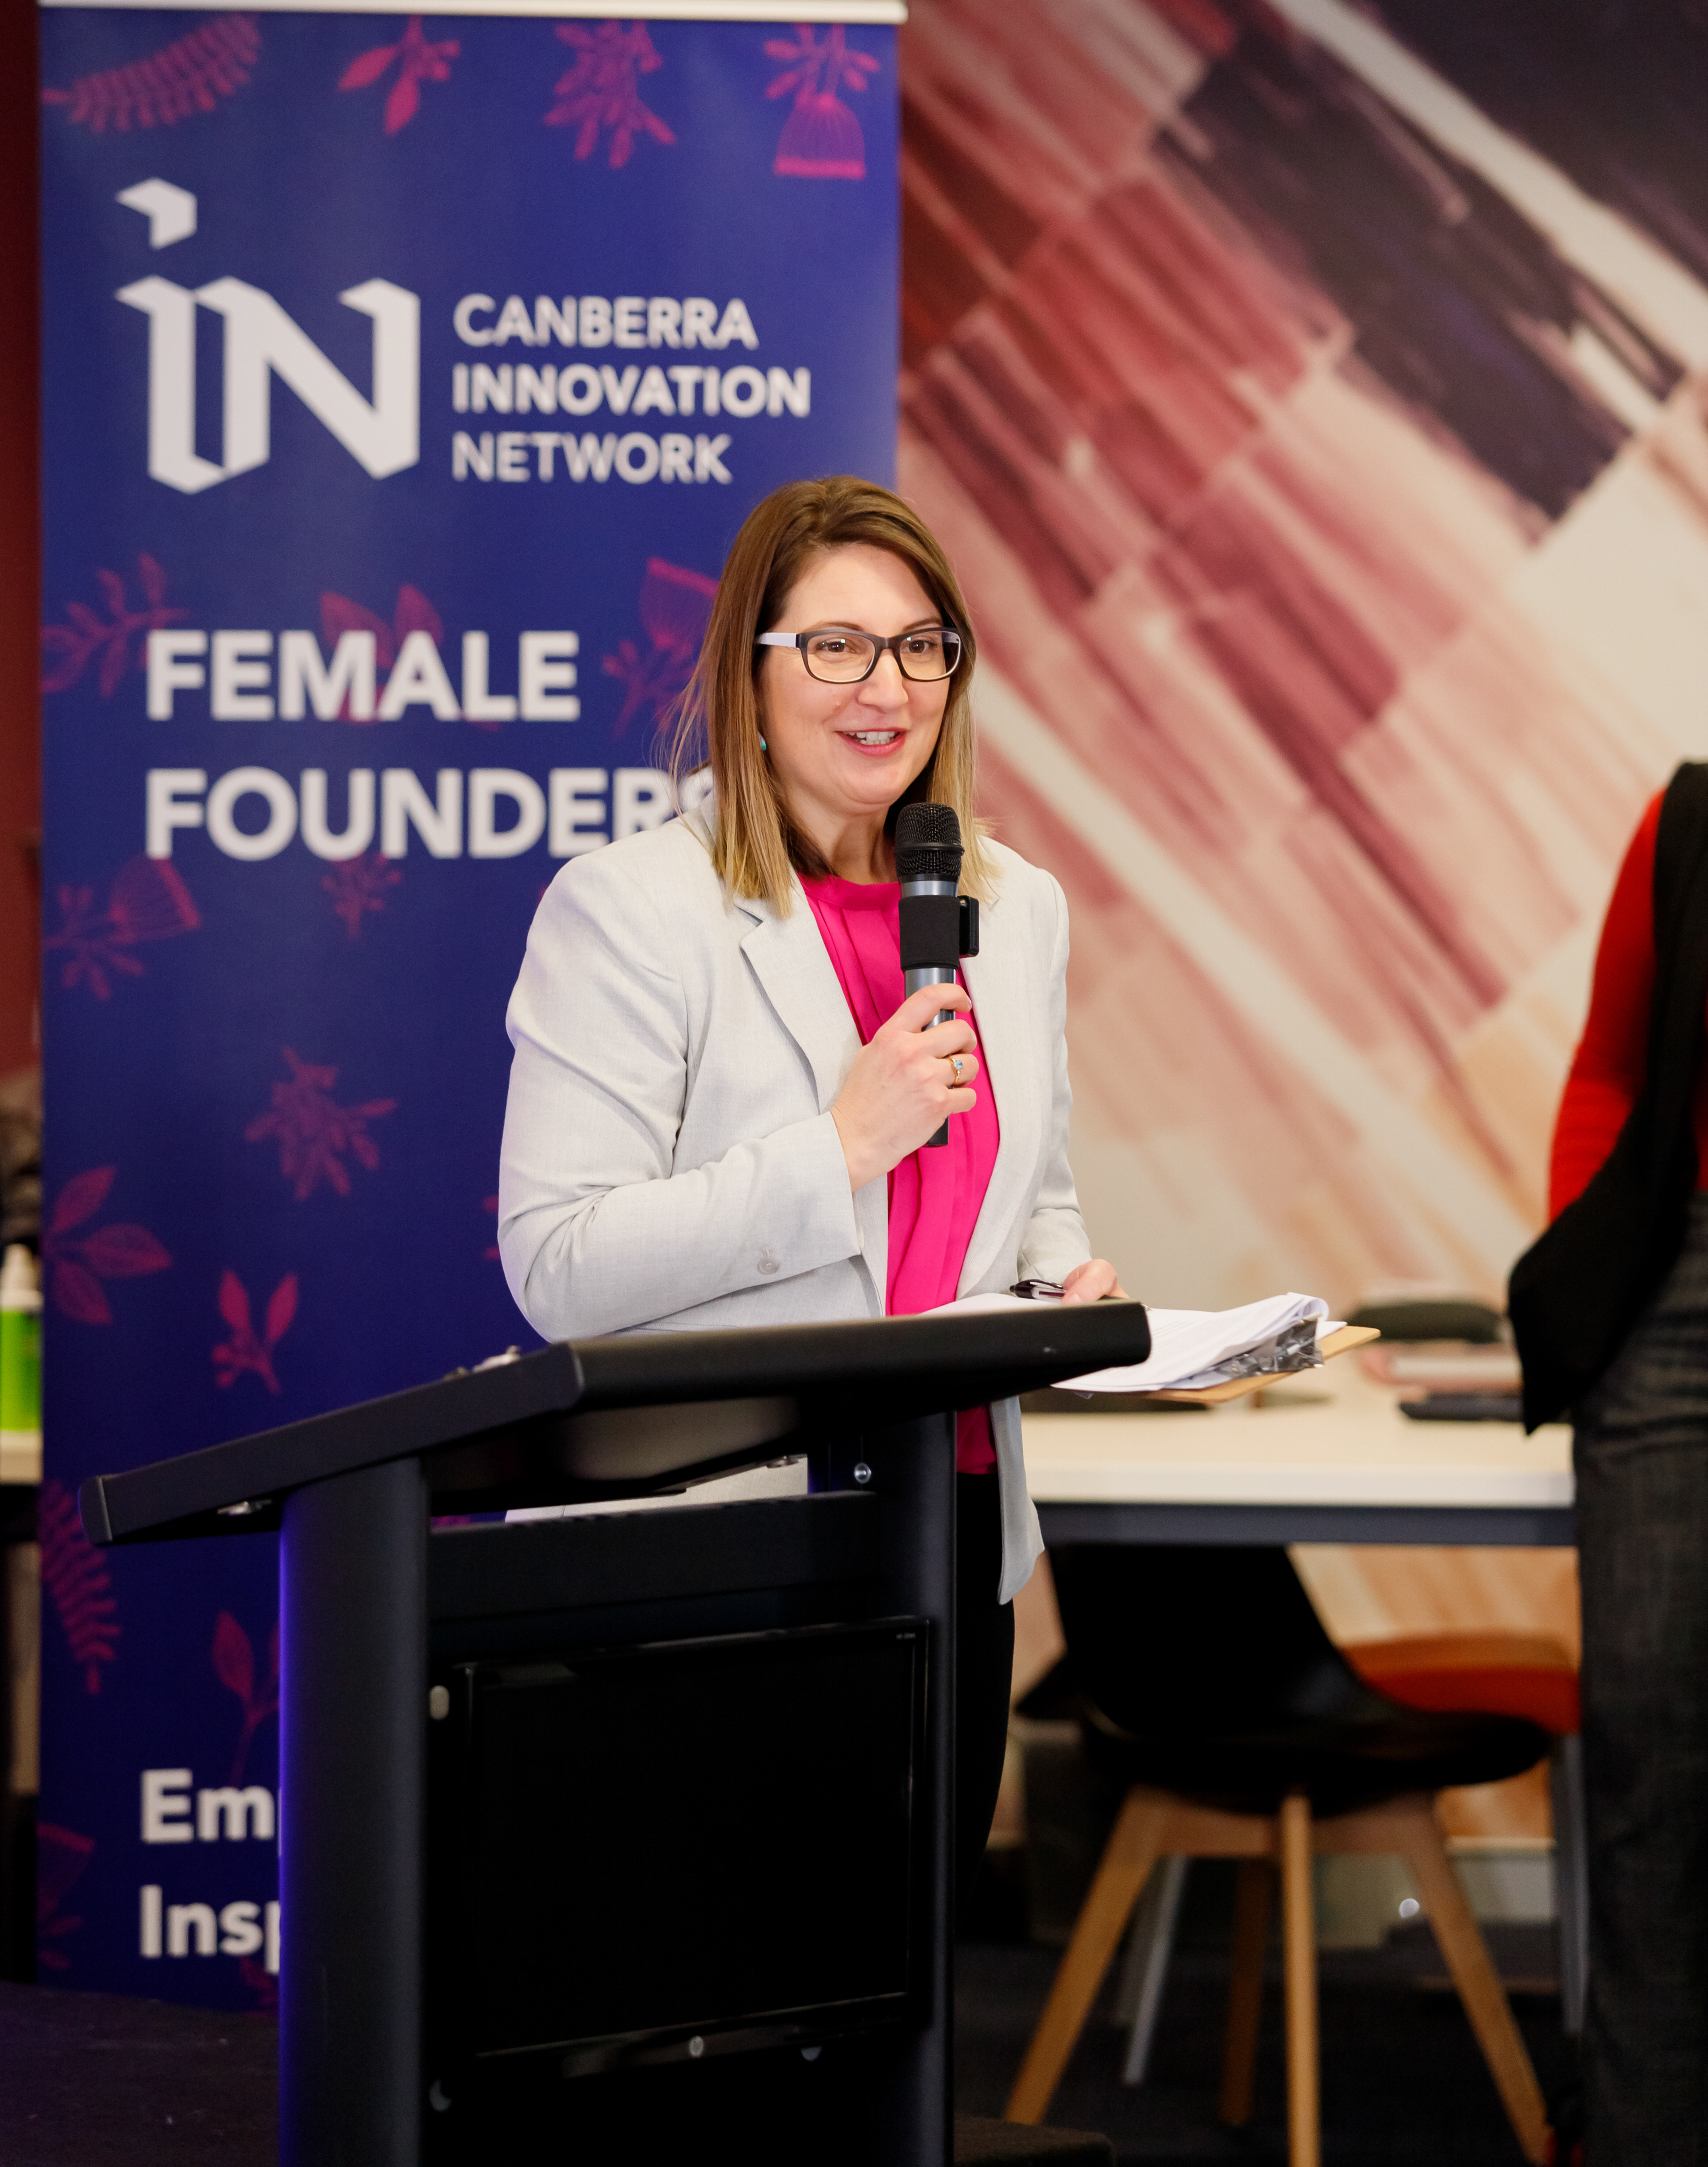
[81,1304,1149,2167]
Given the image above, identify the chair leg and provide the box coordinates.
[1395,1799,1550,2165]
[1219,1857,1274,2126]
[1006,1788,1166,2124]
[1279,1793,1320,2167]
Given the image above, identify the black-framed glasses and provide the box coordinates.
[757,624,963,684]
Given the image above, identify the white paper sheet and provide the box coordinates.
[929,1290,1333,1392]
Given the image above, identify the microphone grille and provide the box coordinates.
[895,802,963,883]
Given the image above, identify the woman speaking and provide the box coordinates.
[497,474,1122,1891]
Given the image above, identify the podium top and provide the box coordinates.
[80,1302,1152,1546]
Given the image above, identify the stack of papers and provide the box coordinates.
[937,1290,1336,1393]
[1062,1295,1333,1393]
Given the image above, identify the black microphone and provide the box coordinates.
[896,802,972,1149]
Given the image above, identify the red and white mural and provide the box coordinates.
[902,0,1708,1309]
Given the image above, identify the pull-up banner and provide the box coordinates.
[38,1,898,2004]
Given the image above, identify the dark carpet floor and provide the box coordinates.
[0,1926,1575,2165]
[0,1980,278,2167]
[957,1928,1577,2164]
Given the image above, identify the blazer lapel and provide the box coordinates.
[958,925,1043,1296]
[738,890,890,1304]
[736,889,859,1111]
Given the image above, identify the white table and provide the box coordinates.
[1024,1358,1573,1547]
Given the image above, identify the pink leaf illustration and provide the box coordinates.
[322,852,402,940]
[246,1048,396,1201]
[546,22,675,167]
[265,1274,299,1347]
[40,556,189,695]
[213,1611,254,1704]
[46,855,201,998]
[337,15,456,135]
[384,68,421,134]
[218,1269,254,1338]
[42,13,259,130]
[49,1260,110,1326]
[213,1270,295,1394]
[78,1224,172,1278]
[44,1169,172,1323]
[108,857,201,943]
[49,1167,114,1236]
[338,40,398,89]
[603,558,717,734]
[392,584,442,644]
[321,591,395,668]
[39,1482,119,1694]
[35,1823,96,1969]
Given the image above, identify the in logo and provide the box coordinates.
[116,180,419,496]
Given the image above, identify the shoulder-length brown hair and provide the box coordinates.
[668,475,992,912]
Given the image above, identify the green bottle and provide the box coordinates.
[0,1244,42,1442]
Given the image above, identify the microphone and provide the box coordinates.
[896,802,971,1149]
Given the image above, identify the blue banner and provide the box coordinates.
[38,4,897,2004]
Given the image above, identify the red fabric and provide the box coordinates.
[802,875,1000,1473]
[1549,792,1708,1218]
[1350,1658,1580,1735]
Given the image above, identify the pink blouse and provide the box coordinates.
[801,875,1000,1474]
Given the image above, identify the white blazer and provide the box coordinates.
[497,813,1094,1602]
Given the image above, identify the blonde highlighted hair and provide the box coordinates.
[668,475,992,911]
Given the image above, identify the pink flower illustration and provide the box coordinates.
[36,1824,95,1971]
[603,557,718,734]
[765,24,877,179]
[43,1168,172,1325]
[41,13,259,130]
[213,1611,279,1784]
[45,856,201,999]
[213,1269,298,1395]
[322,852,402,940]
[41,554,188,697]
[39,1480,119,1694]
[319,583,441,723]
[245,1048,397,1202]
[545,22,675,167]
[337,15,457,135]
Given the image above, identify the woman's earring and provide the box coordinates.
[759,735,768,752]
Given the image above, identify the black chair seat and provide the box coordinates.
[1080,1699,1550,1819]
[1039,1543,1551,1818]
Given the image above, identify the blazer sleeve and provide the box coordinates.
[1014,871,1094,1284]
[498,855,861,1341]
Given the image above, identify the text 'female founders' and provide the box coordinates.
[496,474,1125,1893]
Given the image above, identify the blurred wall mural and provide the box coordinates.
[901,0,1708,1310]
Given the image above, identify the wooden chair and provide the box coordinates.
[1004,1546,1554,2165]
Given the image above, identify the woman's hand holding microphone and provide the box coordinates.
[829,987,1128,1300]
[831,984,978,1191]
